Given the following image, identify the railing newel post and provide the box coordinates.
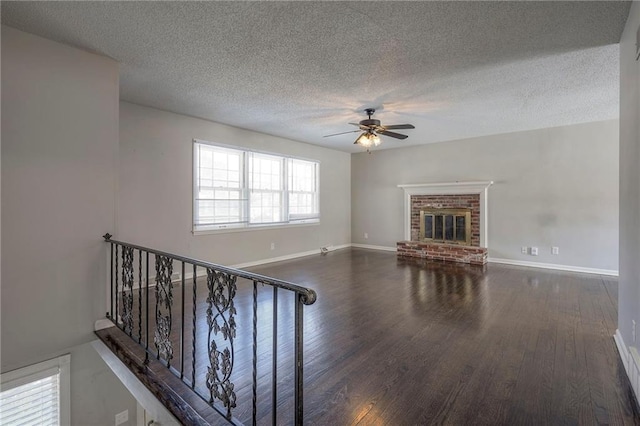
[272,286,278,426]
[192,264,197,389]
[294,293,304,426]
[110,242,114,320]
[180,261,186,380]
[115,244,119,329]
[145,251,150,365]
[252,280,258,426]
[138,249,142,343]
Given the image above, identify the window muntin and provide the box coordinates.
[193,140,319,232]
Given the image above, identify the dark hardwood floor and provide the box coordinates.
[113,248,640,425]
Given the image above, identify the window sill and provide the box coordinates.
[192,220,320,236]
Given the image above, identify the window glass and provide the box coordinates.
[193,141,319,232]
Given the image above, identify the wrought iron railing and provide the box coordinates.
[102,234,317,425]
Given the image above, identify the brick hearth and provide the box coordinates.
[397,241,488,265]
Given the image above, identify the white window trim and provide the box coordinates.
[192,139,320,234]
[193,219,320,235]
[1,354,71,426]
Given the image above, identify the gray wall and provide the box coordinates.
[352,120,619,271]
[70,342,137,426]
[618,1,640,349]
[118,102,351,266]
[1,26,135,425]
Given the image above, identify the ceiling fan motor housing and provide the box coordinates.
[360,119,381,127]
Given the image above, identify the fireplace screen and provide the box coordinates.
[419,208,472,245]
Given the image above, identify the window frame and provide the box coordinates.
[247,151,286,225]
[0,354,71,426]
[192,139,320,234]
[193,142,247,228]
[287,157,320,221]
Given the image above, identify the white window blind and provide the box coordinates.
[0,355,70,426]
[193,140,320,232]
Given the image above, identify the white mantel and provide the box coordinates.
[398,181,494,248]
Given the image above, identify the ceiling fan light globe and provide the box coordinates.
[372,134,381,146]
[356,133,374,148]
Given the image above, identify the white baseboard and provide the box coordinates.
[488,257,618,276]
[614,329,640,407]
[231,244,352,269]
[350,243,397,252]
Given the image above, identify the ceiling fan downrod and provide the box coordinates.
[360,108,381,128]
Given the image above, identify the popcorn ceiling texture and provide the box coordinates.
[1,1,630,152]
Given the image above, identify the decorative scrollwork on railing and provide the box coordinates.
[205,268,238,419]
[154,255,174,364]
[121,247,135,335]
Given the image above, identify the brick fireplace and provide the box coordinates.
[412,195,479,245]
[397,182,493,265]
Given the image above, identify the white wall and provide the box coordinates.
[619,2,640,356]
[118,102,351,266]
[70,342,137,426]
[352,120,619,271]
[1,26,135,424]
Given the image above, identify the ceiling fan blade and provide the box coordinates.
[383,124,415,130]
[323,130,361,138]
[379,130,408,140]
[349,122,361,127]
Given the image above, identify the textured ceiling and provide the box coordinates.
[1,1,631,152]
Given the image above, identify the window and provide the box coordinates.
[249,152,284,224]
[288,158,319,220]
[194,143,245,226]
[0,355,70,426]
[193,140,319,232]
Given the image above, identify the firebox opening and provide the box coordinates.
[419,208,472,246]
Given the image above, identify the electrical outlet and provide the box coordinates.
[364,233,368,239]
[530,247,538,256]
[521,246,527,254]
[270,242,275,250]
[115,410,128,426]
[552,246,559,255]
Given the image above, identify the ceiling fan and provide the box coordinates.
[324,108,415,151]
